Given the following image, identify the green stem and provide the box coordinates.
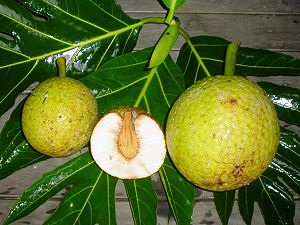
[141,17,166,25]
[224,41,240,76]
[56,57,66,77]
[179,27,211,77]
[134,67,157,107]
[165,1,176,24]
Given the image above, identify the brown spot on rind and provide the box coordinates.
[233,165,245,177]
[216,178,224,185]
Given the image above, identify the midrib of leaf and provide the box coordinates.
[1,129,22,156]
[15,160,95,216]
[131,180,142,225]
[72,171,104,224]
[258,176,284,223]
[159,165,180,223]
[0,18,156,70]
[241,186,251,222]
[134,67,157,107]
[0,12,73,46]
[0,59,39,106]
[224,192,229,221]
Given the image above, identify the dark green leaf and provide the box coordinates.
[214,190,235,225]
[238,176,295,225]
[0,0,140,115]
[238,127,300,225]
[238,185,254,225]
[159,157,195,225]
[4,152,118,225]
[274,127,300,193]
[177,36,300,88]
[123,178,158,225]
[258,82,300,126]
[81,48,184,126]
[0,98,49,180]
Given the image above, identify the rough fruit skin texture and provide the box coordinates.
[22,77,98,157]
[166,75,280,191]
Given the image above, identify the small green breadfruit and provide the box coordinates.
[22,58,98,157]
[166,75,280,191]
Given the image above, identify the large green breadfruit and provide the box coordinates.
[166,75,280,191]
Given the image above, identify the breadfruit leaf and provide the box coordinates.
[3,152,119,225]
[0,0,140,116]
[177,36,300,88]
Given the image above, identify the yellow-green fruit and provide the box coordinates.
[22,77,98,157]
[166,75,280,191]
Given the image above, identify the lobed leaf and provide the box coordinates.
[4,152,118,225]
[159,157,195,225]
[238,176,295,225]
[177,36,300,88]
[123,178,158,225]
[0,0,140,116]
[214,190,235,225]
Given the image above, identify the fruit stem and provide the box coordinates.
[56,57,67,77]
[224,41,240,76]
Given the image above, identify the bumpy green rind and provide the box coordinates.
[166,75,280,191]
[22,77,98,157]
